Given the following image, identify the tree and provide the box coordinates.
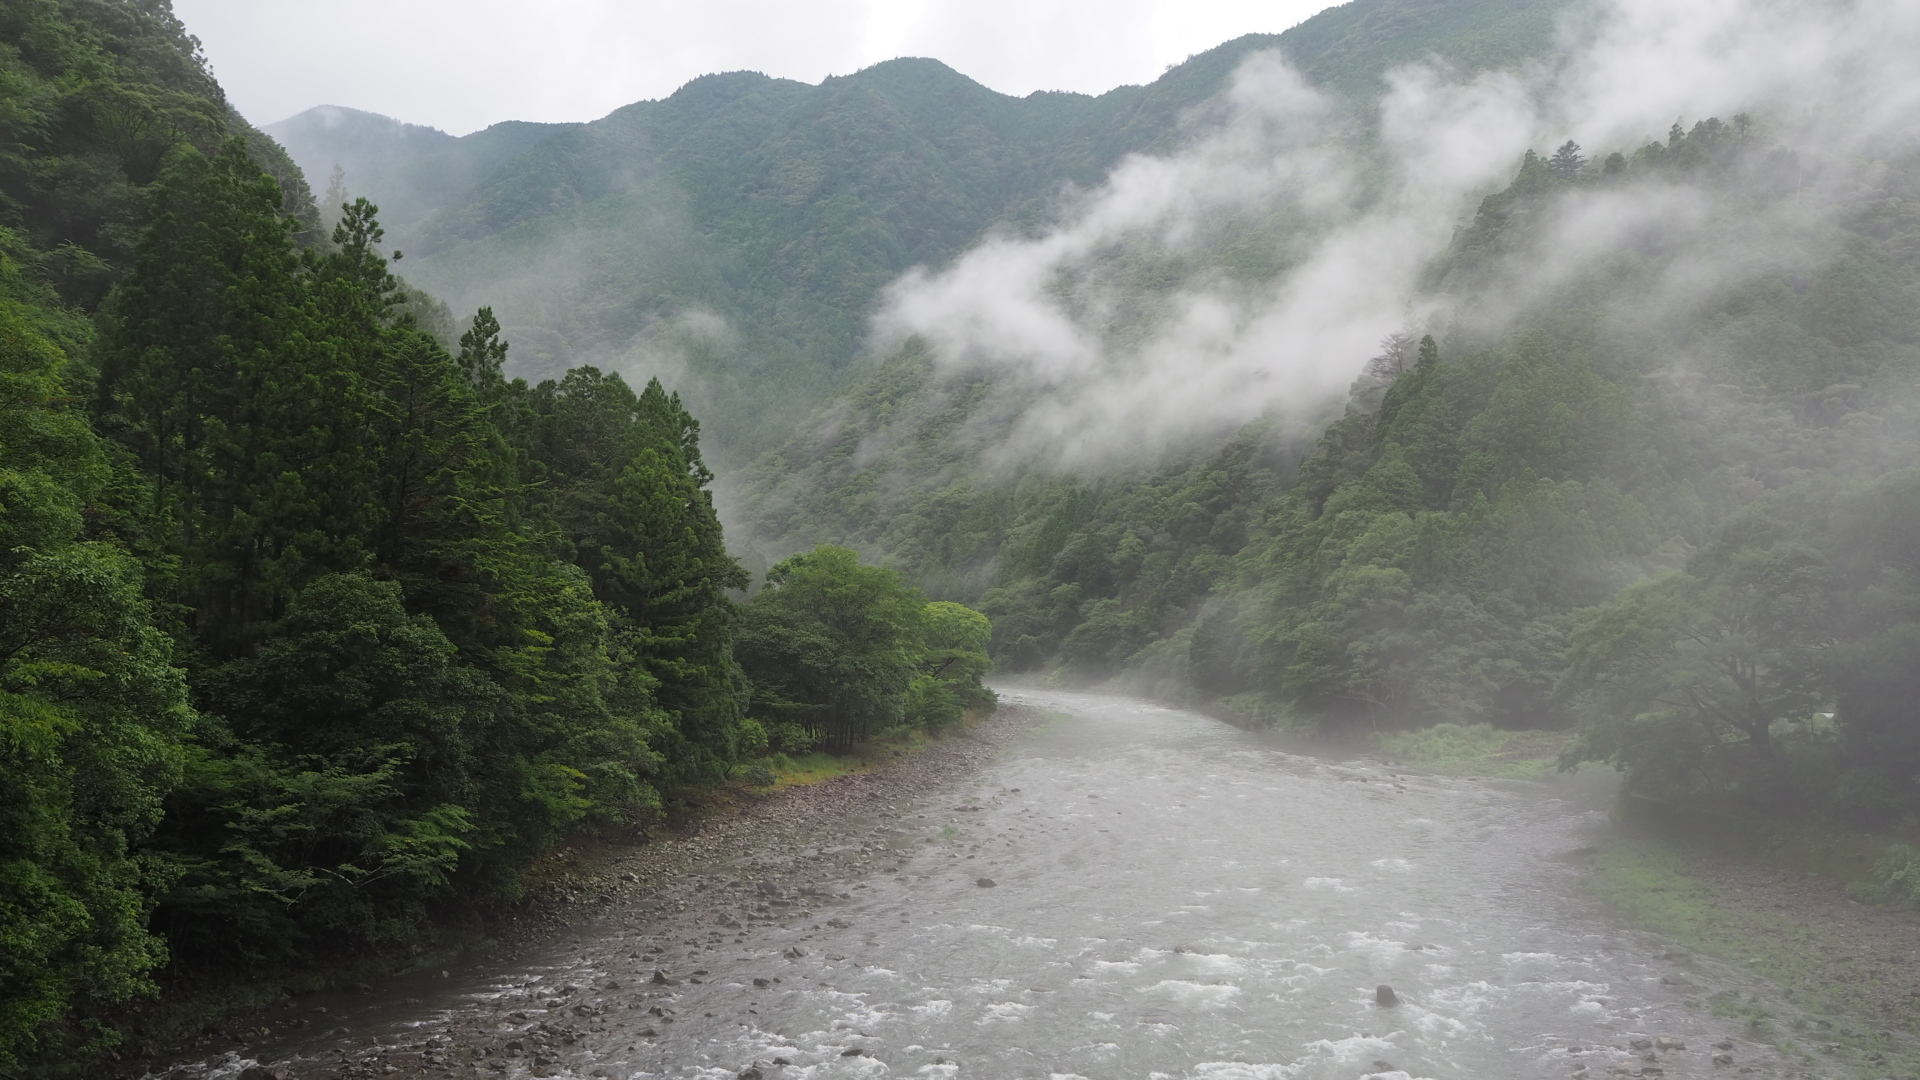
[908,600,996,727]
[1363,331,1418,384]
[734,547,926,751]
[528,369,748,782]
[0,258,190,1068]
[1558,537,1830,799]
[1548,139,1585,179]
[95,141,376,656]
[321,163,349,230]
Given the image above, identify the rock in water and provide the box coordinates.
[976,877,997,888]
[1375,984,1399,1006]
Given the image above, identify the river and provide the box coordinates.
[162,689,1783,1080]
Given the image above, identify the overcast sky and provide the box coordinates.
[173,0,1338,135]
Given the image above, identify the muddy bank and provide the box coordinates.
[137,705,1042,1080]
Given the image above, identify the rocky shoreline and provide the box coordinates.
[142,704,1042,1080]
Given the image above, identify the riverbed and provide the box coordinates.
[156,690,1793,1080]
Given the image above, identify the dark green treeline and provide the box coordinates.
[1,3,994,1066]
[2,133,748,1065]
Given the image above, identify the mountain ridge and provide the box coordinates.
[264,0,1572,461]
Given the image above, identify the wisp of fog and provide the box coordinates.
[872,0,1920,469]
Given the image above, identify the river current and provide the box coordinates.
[169,690,1782,1080]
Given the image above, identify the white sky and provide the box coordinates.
[174,0,1339,135]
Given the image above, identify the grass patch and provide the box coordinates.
[1591,836,1920,1070]
[753,750,866,788]
[733,708,992,791]
[1371,722,1572,778]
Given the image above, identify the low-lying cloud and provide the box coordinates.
[872,0,1920,469]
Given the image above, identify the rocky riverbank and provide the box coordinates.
[138,704,1042,1080]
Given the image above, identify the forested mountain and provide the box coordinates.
[266,0,1571,460]
[737,75,1920,840]
[263,106,580,241]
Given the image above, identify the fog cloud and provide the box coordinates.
[873,0,1920,469]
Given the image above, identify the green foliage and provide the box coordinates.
[0,68,746,1058]
[734,546,994,751]
[1851,845,1920,911]
[73,138,751,976]
[1375,721,1516,763]
[1373,722,1570,777]
[524,367,749,786]
[0,0,313,308]
[0,252,189,1068]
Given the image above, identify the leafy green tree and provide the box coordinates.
[0,255,190,1067]
[528,368,748,783]
[1558,528,1830,797]
[735,546,928,750]
[95,141,372,655]
[153,574,492,960]
[906,600,995,727]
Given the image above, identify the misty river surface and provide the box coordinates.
[232,690,1779,1079]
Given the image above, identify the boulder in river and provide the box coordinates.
[1375,984,1399,1006]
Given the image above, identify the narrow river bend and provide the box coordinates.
[188,690,1784,1080]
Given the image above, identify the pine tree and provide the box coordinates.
[1548,139,1585,179]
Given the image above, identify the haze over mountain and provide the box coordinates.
[266,0,1569,461]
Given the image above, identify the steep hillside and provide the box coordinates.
[262,0,1572,460]
[263,105,580,239]
[0,0,314,305]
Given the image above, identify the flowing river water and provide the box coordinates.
[163,690,1794,1080]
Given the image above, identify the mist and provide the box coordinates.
[873,0,1920,469]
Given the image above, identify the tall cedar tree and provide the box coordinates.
[528,368,750,785]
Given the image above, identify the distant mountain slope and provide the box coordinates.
[263,105,580,242]
[262,0,1571,462]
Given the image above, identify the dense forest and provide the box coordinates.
[739,117,1920,831]
[0,0,990,1069]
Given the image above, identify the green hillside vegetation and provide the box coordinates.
[740,120,1920,828]
[263,105,581,240]
[0,2,993,1068]
[264,0,1573,462]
